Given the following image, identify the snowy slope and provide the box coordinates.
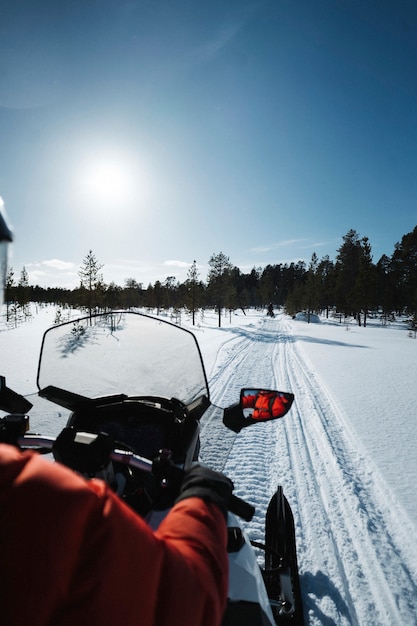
[1,306,417,625]
[194,311,417,626]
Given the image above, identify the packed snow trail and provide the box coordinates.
[199,314,417,626]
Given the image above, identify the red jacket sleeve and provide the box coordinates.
[0,444,228,626]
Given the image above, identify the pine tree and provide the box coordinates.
[17,266,31,317]
[78,250,104,321]
[207,252,233,327]
[5,266,14,322]
[186,260,201,325]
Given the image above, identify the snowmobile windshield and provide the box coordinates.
[36,312,209,408]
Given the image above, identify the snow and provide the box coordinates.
[294,311,321,323]
[1,306,417,625]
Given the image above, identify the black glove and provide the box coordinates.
[175,464,234,519]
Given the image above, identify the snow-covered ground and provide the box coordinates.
[1,306,417,625]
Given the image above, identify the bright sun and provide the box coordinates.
[75,148,148,210]
[87,159,132,203]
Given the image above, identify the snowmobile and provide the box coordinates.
[267,304,275,318]
[0,311,304,626]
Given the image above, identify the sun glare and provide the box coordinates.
[74,148,151,211]
[87,159,131,202]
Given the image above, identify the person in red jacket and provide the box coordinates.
[242,389,290,420]
[0,200,232,626]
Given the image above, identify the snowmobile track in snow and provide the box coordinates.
[200,315,417,626]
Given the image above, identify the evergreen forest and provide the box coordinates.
[4,227,417,328]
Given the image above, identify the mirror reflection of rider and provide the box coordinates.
[242,390,289,420]
[0,199,232,626]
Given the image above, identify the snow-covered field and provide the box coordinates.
[1,306,417,625]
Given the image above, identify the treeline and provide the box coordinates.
[4,227,417,327]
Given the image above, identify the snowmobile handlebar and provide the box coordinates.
[17,434,255,522]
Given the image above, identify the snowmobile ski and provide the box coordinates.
[261,486,305,625]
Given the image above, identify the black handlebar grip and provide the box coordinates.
[228,494,255,522]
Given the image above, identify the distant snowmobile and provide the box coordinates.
[0,311,304,625]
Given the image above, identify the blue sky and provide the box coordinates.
[1,0,417,288]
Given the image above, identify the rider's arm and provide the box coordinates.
[155,497,229,625]
[0,445,228,626]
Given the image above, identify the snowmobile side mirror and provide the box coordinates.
[0,375,33,414]
[223,388,294,433]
